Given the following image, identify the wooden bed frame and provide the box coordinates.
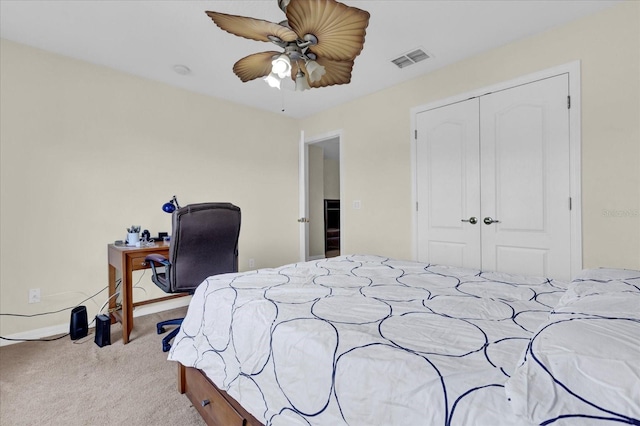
[177,363,264,426]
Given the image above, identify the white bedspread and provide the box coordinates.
[506,268,640,425]
[168,255,570,425]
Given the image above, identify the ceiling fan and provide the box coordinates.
[205,0,370,91]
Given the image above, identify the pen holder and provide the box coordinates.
[127,233,140,245]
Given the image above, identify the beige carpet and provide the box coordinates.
[0,307,206,426]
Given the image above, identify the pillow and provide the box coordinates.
[505,269,640,424]
[557,267,640,308]
[573,267,640,283]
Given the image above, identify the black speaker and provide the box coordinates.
[70,306,88,340]
[94,314,111,347]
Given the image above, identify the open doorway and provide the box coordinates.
[306,136,341,260]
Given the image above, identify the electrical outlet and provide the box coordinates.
[248,258,255,268]
[29,288,41,304]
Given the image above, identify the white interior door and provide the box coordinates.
[416,74,572,280]
[480,75,571,279]
[416,99,481,268]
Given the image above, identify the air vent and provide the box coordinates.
[391,48,430,69]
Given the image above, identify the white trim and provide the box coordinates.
[410,61,582,278]
[0,297,191,347]
[298,130,306,261]
[410,61,582,117]
[567,63,583,279]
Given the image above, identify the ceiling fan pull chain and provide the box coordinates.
[281,87,286,113]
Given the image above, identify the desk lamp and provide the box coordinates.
[162,195,181,213]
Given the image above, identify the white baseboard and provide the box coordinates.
[0,297,191,347]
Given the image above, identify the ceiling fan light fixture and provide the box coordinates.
[264,72,282,89]
[305,60,326,83]
[271,54,292,79]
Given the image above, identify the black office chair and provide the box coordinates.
[145,202,241,352]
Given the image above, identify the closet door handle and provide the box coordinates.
[461,217,478,225]
[483,217,500,225]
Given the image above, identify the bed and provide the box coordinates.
[167,255,640,426]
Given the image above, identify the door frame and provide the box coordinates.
[410,61,582,278]
[299,129,344,261]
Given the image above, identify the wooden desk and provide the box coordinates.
[107,242,184,344]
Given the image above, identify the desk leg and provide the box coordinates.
[121,268,133,344]
[108,264,131,343]
[108,265,117,325]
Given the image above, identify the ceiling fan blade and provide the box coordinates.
[205,11,298,43]
[233,51,280,82]
[294,57,354,88]
[286,0,370,61]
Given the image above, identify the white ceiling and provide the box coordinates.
[0,0,619,119]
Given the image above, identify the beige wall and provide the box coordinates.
[300,1,640,269]
[1,1,639,338]
[324,157,340,200]
[0,39,300,336]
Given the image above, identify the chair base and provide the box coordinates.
[157,318,184,352]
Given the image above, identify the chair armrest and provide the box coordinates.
[145,253,171,290]
[145,253,170,266]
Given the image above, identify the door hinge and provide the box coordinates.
[416,202,419,211]
[567,95,571,109]
[569,197,572,210]
[415,129,418,139]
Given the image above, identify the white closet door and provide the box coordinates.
[416,99,481,268]
[480,75,571,279]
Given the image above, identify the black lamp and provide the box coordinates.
[162,195,181,213]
